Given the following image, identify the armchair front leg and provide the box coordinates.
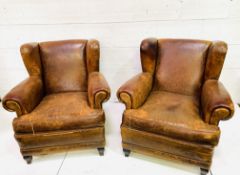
[201,79,234,125]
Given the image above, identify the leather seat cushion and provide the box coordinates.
[13,92,104,133]
[122,91,220,145]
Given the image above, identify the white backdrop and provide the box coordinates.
[0,0,240,102]
[0,1,240,175]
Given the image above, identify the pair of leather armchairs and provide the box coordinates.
[2,38,234,175]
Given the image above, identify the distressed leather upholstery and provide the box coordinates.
[3,39,110,161]
[201,80,234,125]
[88,72,111,109]
[3,76,43,116]
[118,72,152,109]
[123,91,220,145]
[40,40,88,94]
[118,38,234,171]
[13,92,105,133]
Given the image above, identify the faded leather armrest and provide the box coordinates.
[201,79,234,125]
[88,72,111,109]
[2,76,43,116]
[117,72,153,109]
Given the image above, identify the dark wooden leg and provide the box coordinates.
[123,148,131,157]
[97,147,104,156]
[23,155,32,164]
[200,168,209,175]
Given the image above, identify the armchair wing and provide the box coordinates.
[201,79,234,125]
[88,72,110,109]
[2,76,43,116]
[117,72,153,109]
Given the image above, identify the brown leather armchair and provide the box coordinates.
[117,38,234,175]
[3,39,110,164]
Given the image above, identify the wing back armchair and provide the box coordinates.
[3,39,110,164]
[117,38,234,175]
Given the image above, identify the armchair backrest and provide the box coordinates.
[20,39,100,95]
[140,38,227,97]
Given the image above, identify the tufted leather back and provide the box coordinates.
[140,38,227,97]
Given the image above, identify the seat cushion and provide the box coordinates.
[122,91,220,145]
[13,92,104,133]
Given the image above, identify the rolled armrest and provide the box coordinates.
[201,79,234,125]
[117,72,153,109]
[88,72,110,109]
[2,76,43,116]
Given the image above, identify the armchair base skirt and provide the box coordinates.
[15,127,105,161]
[121,126,213,170]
